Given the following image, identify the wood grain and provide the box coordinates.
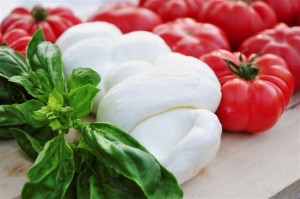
[0,93,299,199]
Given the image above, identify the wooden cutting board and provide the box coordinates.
[1,92,299,199]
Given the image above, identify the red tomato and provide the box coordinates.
[198,0,277,50]
[200,50,295,133]
[139,0,206,22]
[1,5,81,43]
[153,18,230,58]
[88,2,162,33]
[240,23,300,91]
[254,0,300,26]
[2,29,31,56]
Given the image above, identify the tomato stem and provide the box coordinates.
[224,53,260,80]
[31,6,48,23]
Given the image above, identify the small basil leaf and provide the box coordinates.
[11,128,43,160]
[16,100,46,128]
[82,123,161,197]
[0,46,29,77]
[26,29,46,67]
[69,85,99,118]
[22,134,74,199]
[69,68,101,90]
[48,89,64,108]
[35,41,67,94]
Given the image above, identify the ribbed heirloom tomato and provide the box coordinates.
[254,0,300,25]
[1,5,81,43]
[200,50,295,133]
[88,2,162,33]
[1,29,31,56]
[153,18,230,58]
[198,0,277,50]
[240,23,300,91]
[139,0,206,22]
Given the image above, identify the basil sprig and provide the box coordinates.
[0,30,183,199]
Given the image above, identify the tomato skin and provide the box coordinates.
[240,23,300,91]
[88,2,162,33]
[1,6,81,43]
[198,0,277,50]
[200,50,295,133]
[153,18,230,58]
[254,0,300,26]
[2,29,32,56]
[139,0,206,22]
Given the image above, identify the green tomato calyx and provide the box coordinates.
[224,53,260,80]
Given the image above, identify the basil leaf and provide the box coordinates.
[26,29,46,67]
[9,75,48,103]
[0,77,14,104]
[22,134,74,199]
[11,128,43,160]
[16,100,46,128]
[0,46,29,77]
[76,167,93,199]
[84,123,183,198]
[69,85,99,118]
[0,104,28,126]
[69,68,101,90]
[76,150,146,199]
[82,123,161,197]
[34,41,67,94]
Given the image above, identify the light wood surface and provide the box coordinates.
[0,92,299,199]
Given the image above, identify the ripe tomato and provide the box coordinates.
[1,5,81,43]
[153,18,230,58]
[254,0,300,26]
[198,0,277,50]
[139,0,206,22]
[1,29,31,56]
[200,50,295,133]
[88,2,162,33]
[240,23,300,91]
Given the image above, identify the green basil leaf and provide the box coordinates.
[0,46,29,77]
[69,68,101,90]
[16,99,46,128]
[82,123,161,197]
[83,122,183,198]
[26,29,46,67]
[34,41,67,94]
[22,134,74,199]
[11,128,43,160]
[0,104,28,127]
[9,75,47,103]
[35,69,52,95]
[0,77,13,103]
[76,152,145,199]
[69,85,99,118]
[48,89,64,108]
[76,167,93,199]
